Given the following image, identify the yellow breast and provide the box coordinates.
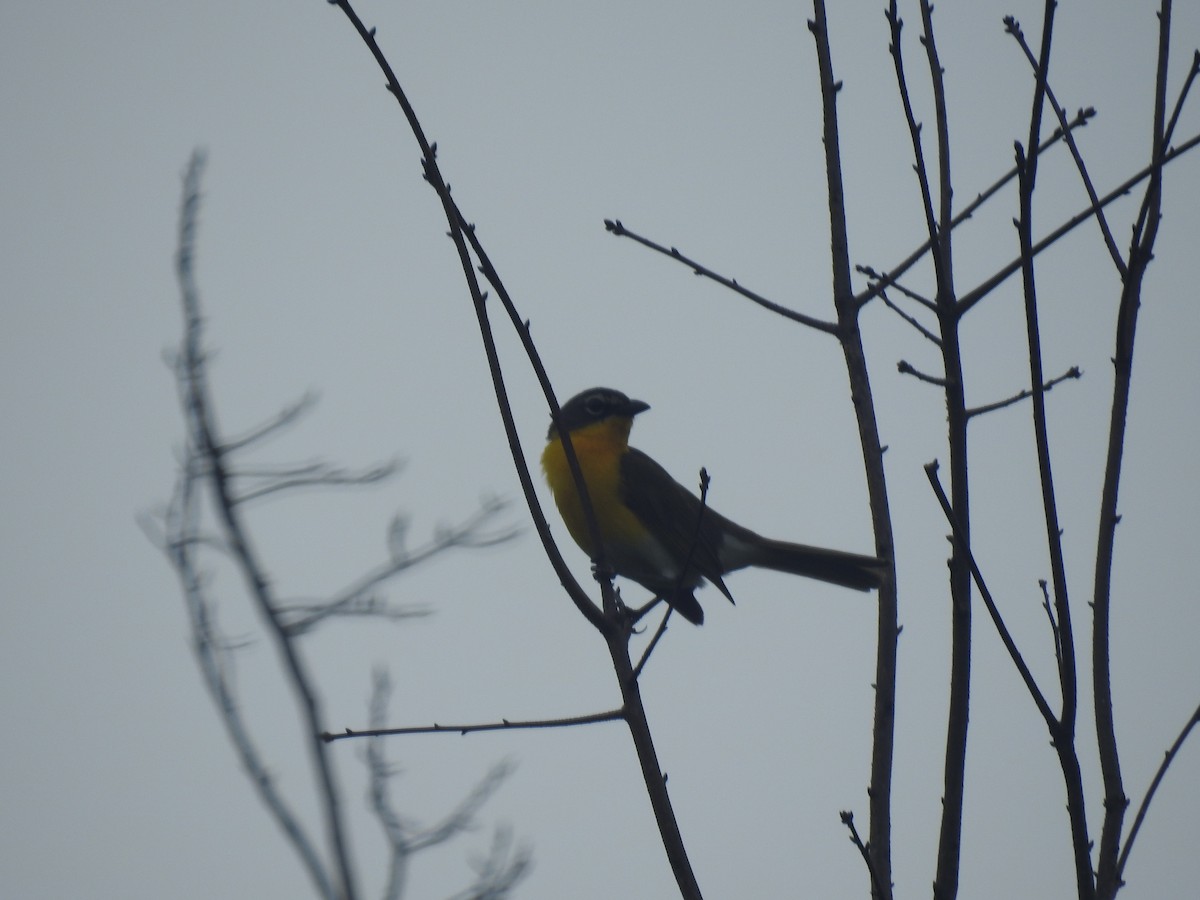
[540,417,649,559]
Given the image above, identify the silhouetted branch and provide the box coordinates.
[1114,702,1200,888]
[875,286,942,345]
[853,106,1096,306]
[925,462,1056,725]
[840,810,891,900]
[897,359,946,387]
[1095,5,1177,896]
[603,219,840,333]
[324,708,625,743]
[1005,16,1125,274]
[965,366,1081,419]
[957,129,1200,315]
[810,3,899,894]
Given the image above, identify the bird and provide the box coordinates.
[540,386,887,625]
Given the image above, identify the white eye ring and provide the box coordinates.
[584,396,607,416]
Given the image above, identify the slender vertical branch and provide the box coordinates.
[888,3,971,896]
[1013,5,1096,899]
[1095,4,1173,898]
[810,5,897,897]
[175,152,358,900]
[328,4,702,894]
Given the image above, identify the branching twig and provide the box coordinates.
[172,151,356,900]
[1095,5,1177,896]
[840,811,891,900]
[957,129,1200,315]
[876,286,942,345]
[853,106,1096,307]
[1005,16,1126,274]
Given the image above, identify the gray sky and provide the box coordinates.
[3,2,1198,898]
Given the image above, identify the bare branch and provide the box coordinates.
[924,462,1056,726]
[1005,16,1126,274]
[897,359,946,387]
[285,497,518,634]
[965,366,1082,419]
[840,810,891,900]
[220,391,319,453]
[174,150,360,900]
[853,106,1096,307]
[876,287,942,345]
[957,129,1200,315]
[232,460,399,504]
[324,708,625,743]
[1096,5,1177,895]
[448,826,533,900]
[1115,702,1200,886]
[603,219,840,333]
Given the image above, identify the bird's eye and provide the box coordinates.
[584,396,607,416]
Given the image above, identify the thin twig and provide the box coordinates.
[633,467,712,679]
[1114,702,1200,885]
[1095,5,1176,896]
[603,219,840,333]
[1005,16,1126,274]
[810,4,898,894]
[840,811,891,900]
[174,152,355,900]
[925,462,1055,726]
[897,359,947,387]
[1038,579,1063,675]
[324,708,625,743]
[957,129,1200,315]
[965,366,1081,419]
[877,286,942,345]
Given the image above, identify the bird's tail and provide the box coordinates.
[722,530,887,592]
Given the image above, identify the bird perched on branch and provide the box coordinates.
[541,387,886,624]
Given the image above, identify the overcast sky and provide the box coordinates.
[3,2,1198,898]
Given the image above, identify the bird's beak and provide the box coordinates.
[626,398,650,417]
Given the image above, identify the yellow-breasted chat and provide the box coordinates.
[541,387,886,625]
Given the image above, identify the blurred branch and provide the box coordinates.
[155,439,337,900]
[447,826,533,900]
[957,129,1200,315]
[173,150,360,900]
[364,671,528,900]
[284,496,518,634]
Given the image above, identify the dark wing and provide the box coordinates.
[619,448,736,603]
